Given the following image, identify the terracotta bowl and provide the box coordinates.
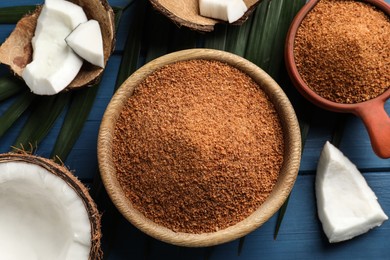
[285,0,390,158]
[98,49,301,247]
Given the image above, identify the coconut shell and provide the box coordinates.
[0,0,115,91]
[149,0,261,32]
[0,152,103,260]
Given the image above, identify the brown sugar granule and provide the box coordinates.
[112,59,284,234]
[294,0,390,104]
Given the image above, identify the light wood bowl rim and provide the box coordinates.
[98,48,301,247]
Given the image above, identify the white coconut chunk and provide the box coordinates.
[316,141,388,243]
[22,0,88,95]
[66,20,105,68]
[0,161,91,260]
[199,0,248,23]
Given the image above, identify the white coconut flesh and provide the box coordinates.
[66,20,105,68]
[316,141,388,243]
[22,0,88,95]
[199,0,248,23]
[0,161,91,260]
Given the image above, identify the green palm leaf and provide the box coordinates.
[114,0,147,90]
[0,75,25,101]
[266,0,307,78]
[144,9,171,63]
[225,17,254,56]
[50,86,99,162]
[13,93,70,153]
[204,24,228,50]
[0,91,35,138]
[0,5,37,23]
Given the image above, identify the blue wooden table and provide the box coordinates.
[1,0,390,259]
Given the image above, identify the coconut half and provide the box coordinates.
[0,0,115,91]
[149,0,261,32]
[0,153,102,260]
[22,0,87,95]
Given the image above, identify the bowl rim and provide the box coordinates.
[98,48,301,247]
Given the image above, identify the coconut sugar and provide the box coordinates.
[112,59,284,233]
[294,0,390,104]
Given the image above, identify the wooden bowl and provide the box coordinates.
[285,0,390,158]
[98,49,301,247]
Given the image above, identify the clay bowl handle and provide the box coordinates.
[353,98,390,159]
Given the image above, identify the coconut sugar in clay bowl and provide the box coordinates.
[285,0,390,158]
[98,49,301,247]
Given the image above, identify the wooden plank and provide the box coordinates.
[296,102,390,173]
[100,173,390,259]
[2,0,390,259]
[339,101,390,170]
[208,174,390,259]
[291,178,386,258]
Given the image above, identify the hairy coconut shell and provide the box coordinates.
[0,0,115,90]
[149,0,261,32]
[0,153,103,260]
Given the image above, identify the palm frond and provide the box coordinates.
[246,0,285,72]
[225,17,253,56]
[204,24,228,50]
[169,27,198,51]
[0,5,36,23]
[115,0,148,90]
[13,93,70,153]
[0,75,25,101]
[144,10,172,63]
[0,91,35,138]
[274,194,291,239]
[50,86,99,162]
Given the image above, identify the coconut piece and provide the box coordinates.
[0,0,115,91]
[316,141,388,243]
[66,20,105,68]
[22,0,88,95]
[199,0,248,23]
[0,153,102,260]
[149,0,261,32]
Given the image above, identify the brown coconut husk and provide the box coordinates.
[0,153,103,260]
[0,0,115,91]
[149,0,261,32]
